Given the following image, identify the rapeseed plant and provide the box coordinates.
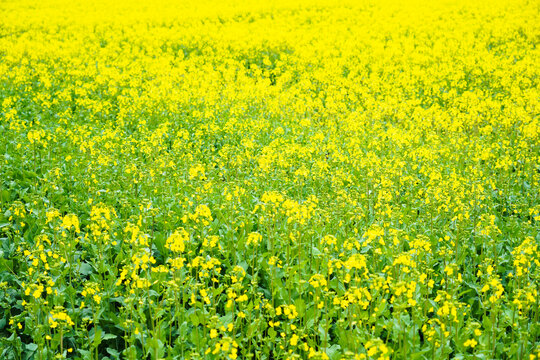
[0,0,539,359]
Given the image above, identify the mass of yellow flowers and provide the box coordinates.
[0,0,539,359]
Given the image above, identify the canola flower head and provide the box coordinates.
[61,214,80,232]
[166,228,189,253]
[246,231,262,246]
[48,308,74,328]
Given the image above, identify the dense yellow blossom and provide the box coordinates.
[0,0,538,358]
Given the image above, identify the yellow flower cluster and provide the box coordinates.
[48,308,74,328]
[166,228,189,253]
[1,0,538,358]
[61,214,80,233]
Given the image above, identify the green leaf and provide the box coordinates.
[25,343,38,352]
[102,333,117,341]
[0,259,13,272]
[189,311,200,326]
[247,319,260,337]
[0,190,10,203]
[92,328,103,348]
[107,348,120,357]
[326,344,341,360]
[79,262,94,276]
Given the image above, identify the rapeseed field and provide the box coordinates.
[0,0,539,359]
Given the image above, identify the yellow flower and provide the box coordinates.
[45,209,60,223]
[48,309,74,328]
[309,274,327,288]
[166,228,189,253]
[246,232,262,246]
[464,339,478,348]
[61,214,80,232]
